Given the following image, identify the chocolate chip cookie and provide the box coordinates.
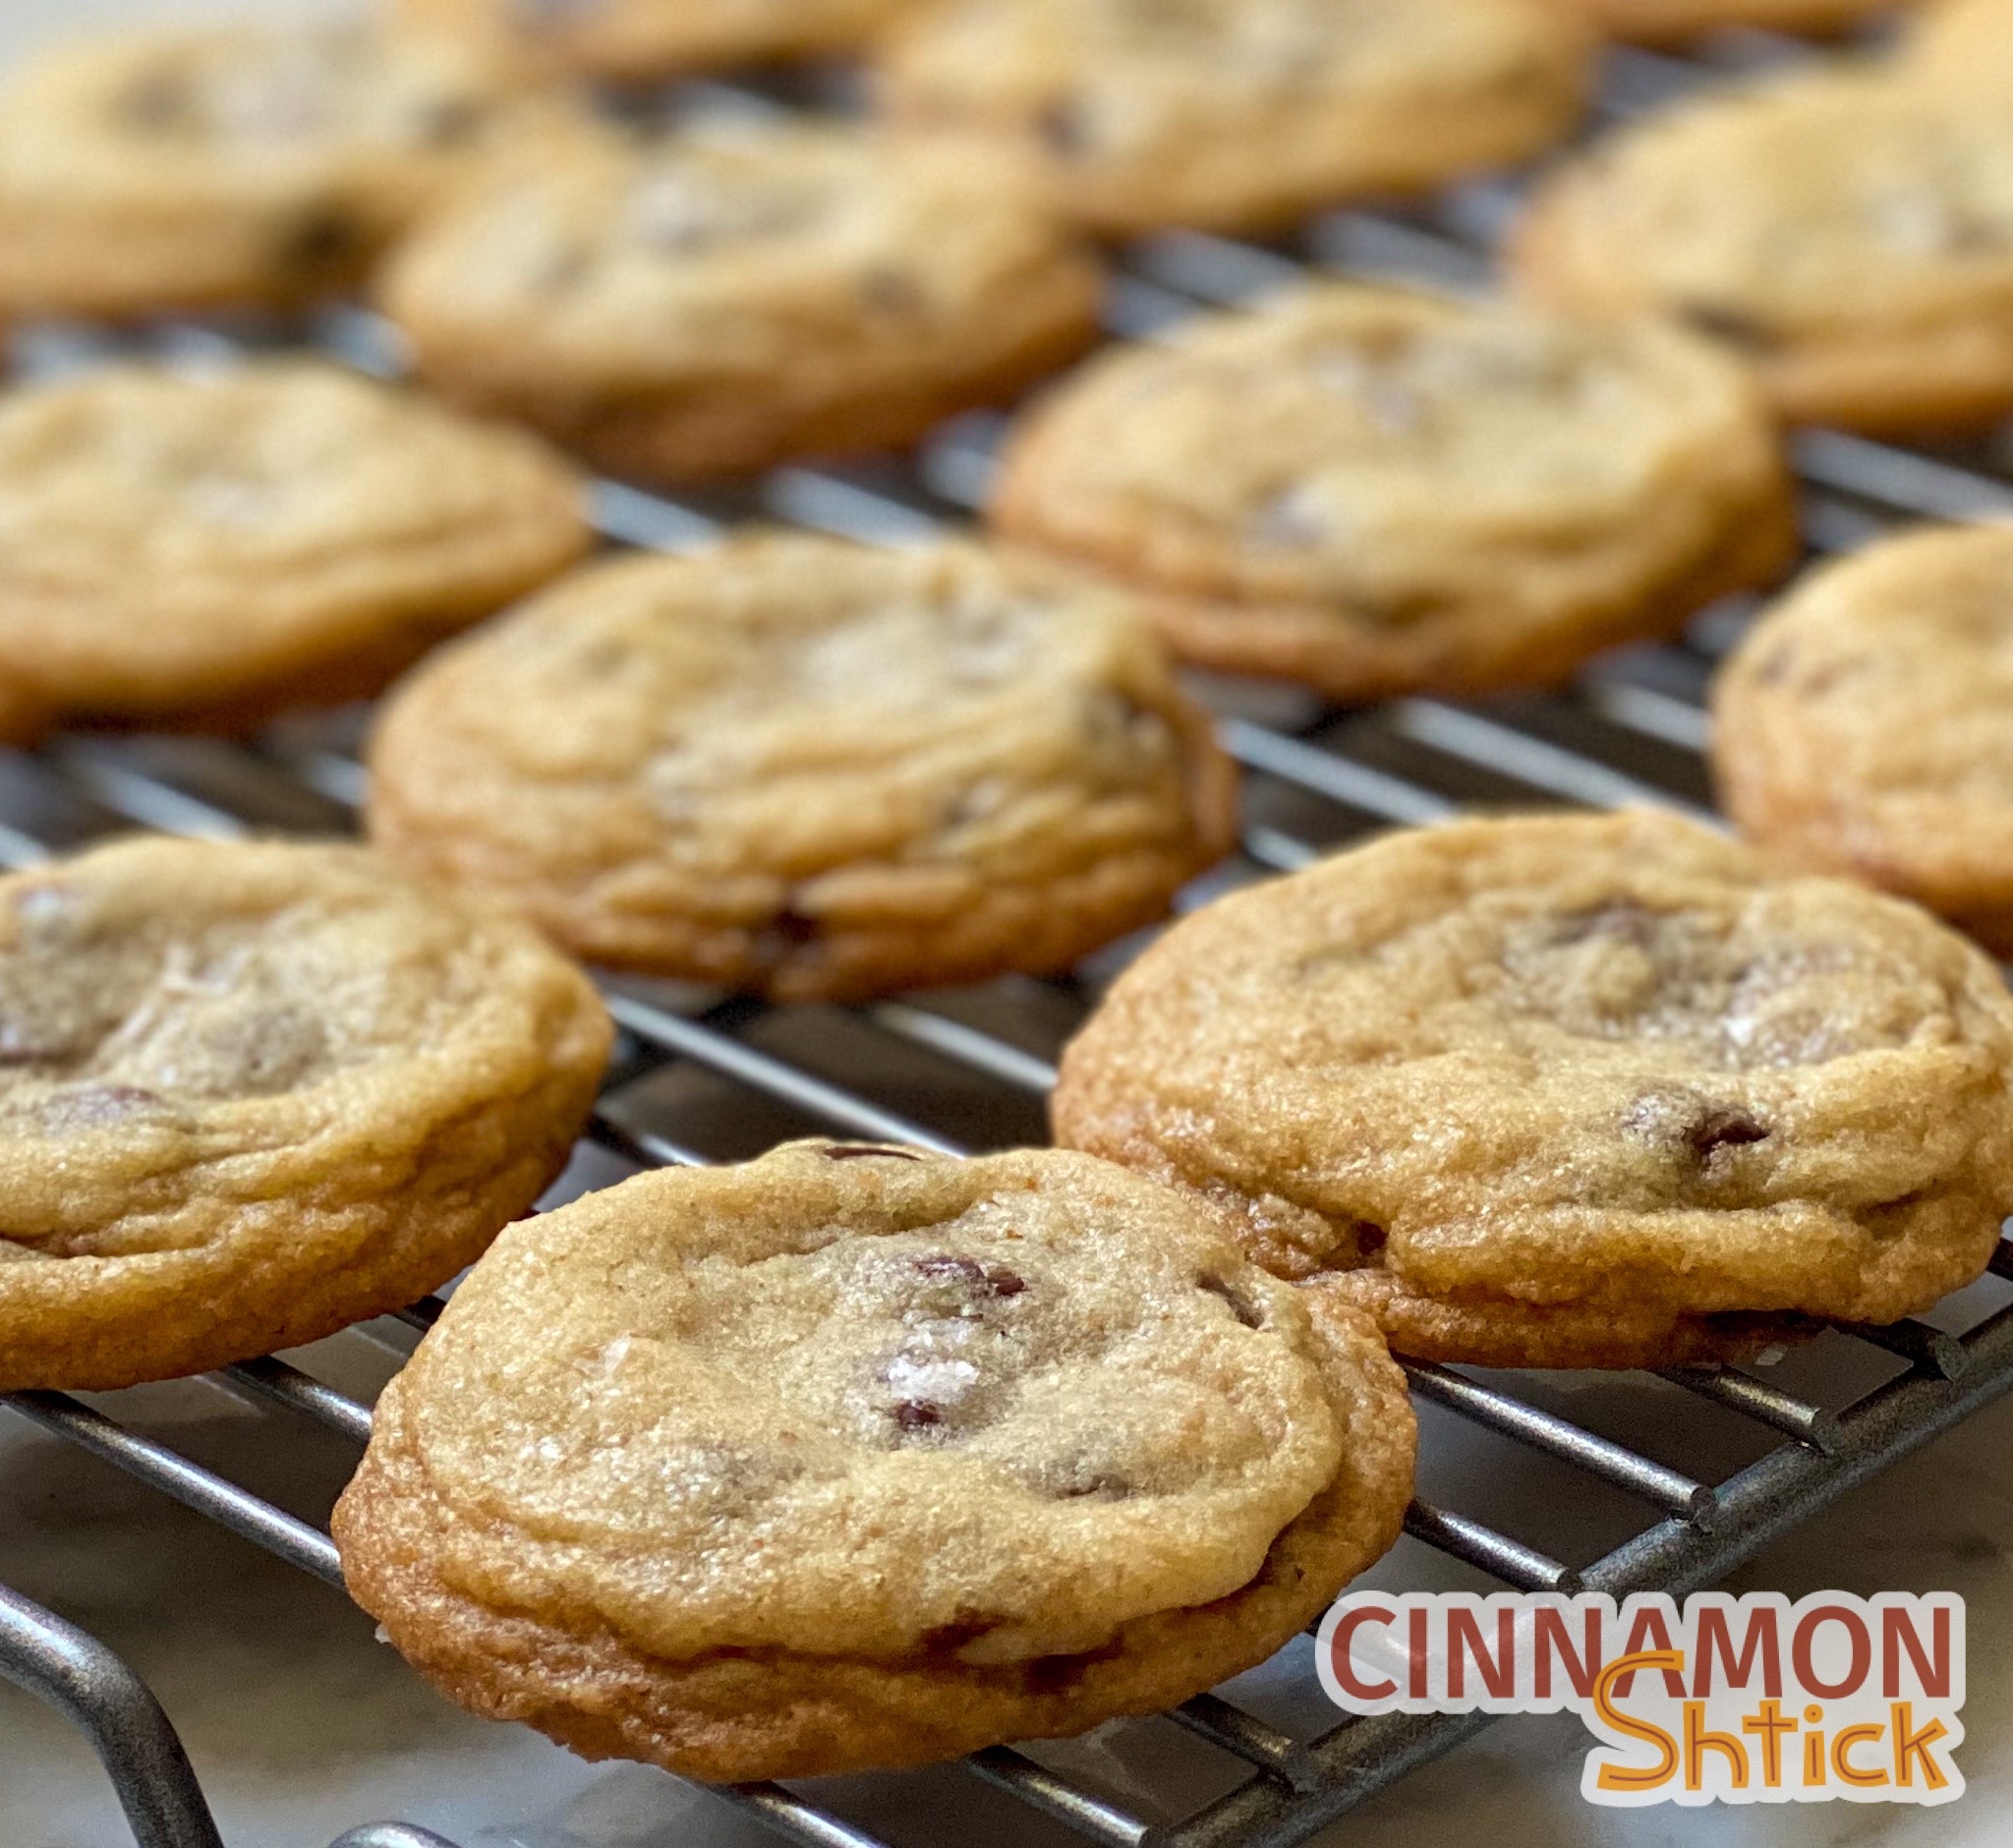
[0,359,592,730]
[399,0,916,82]
[1515,68,2013,435]
[0,836,610,1392]
[379,118,1103,483]
[332,1140,1415,1780]
[1054,811,2013,1369]
[1541,0,1916,43]
[991,285,1795,702]
[1714,523,2013,955]
[366,534,1237,1001]
[877,0,1592,238]
[0,23,537,319]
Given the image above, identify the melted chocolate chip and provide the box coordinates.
[860,266,926,317]
[891,1401,943,1432]
[770,905,821,946]
[1037,99,1093,158]
[279,207,366,276]
[1685,1108,1770,1162]
[1354,1222,1388,1259]
[1677,304,1778,353]
[416,96,486,148]
[823,1144,925,1162]
[1197,1272,1265,1329]
[1056,1472,1130,1501]
[915,1254,1026,1299]
[117,71,192,133]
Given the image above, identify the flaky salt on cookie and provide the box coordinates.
[0,23,541,318]
[0,836,610,1391]
[877,0,1591,239]
[1514,66,2013,436]
[366,533,1237,1002]
[991,284,1794,702]
[1714,524,2013,955]
[333,1141,1415,1780]
[1054,811,2013,1370]
[379,117,1103,483]
[0,359,591,730]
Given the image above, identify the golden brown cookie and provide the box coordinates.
[366,534,1237,1001]
[332,1140,1416,1780]
[1713,523,2013,955]
[398,0,917,82]
[877,0,1592,239]
[1907,0,2013,87]
[378,118,1103,483]
[1540,0,1917,43]
[1514,67,2013,435]
[0,358,592,730]
[1053,810,2013,1369]
[990,285,1795,702]
[0,23,539,320]
[0,836,610,1392]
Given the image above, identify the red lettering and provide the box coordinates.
[1534,1604,1602,1700]
[1612,1604,1688,1698]
[1329,1606,1398,1702]
[1692,1604,1782,1699]
[1448,1607,1518,1701]
[1793,1605,1871,1701]
[1881,1606,1952,1699]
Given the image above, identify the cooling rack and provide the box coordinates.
[7,26,2013,1848]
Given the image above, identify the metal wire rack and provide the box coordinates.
[7,24,2013,1848]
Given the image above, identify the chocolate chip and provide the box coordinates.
[1197,1273,1265,1329]
[1037,98,1093,157]
[918,1254,988,1287]
[860,266,925,317]
[416,96,486,147]
[1056,1473,1129,1500]
[915,1254,1027,1299]
[39,1085,173,1132]
[117,71,192,132]
[279,207,366,276]
[771,905,820,946]
[823,1144,925,1162]
[1677,304,1777,353]
[891,1401,943,1431]
[1685,1108,1770,1162]
[1354,1222,1388,1259]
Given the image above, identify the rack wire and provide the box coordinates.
[7,25,2013,1848]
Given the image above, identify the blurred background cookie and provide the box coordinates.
[1515,66,2013,434]
[1055,811,2013,1368]
[991,284,1795,701]
[367,533,1237,1000]
[334,1141,1415,1780]
[0,834,610,1391]
[877,0,1593,238]
[0,357,593,728]
[1714,523,2013,953]
[379,117,1104,482]
[398,0,919,83]
[0,21,542,318]
[1539,0,1918,43]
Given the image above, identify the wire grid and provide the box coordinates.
[8,26,2013,1848]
